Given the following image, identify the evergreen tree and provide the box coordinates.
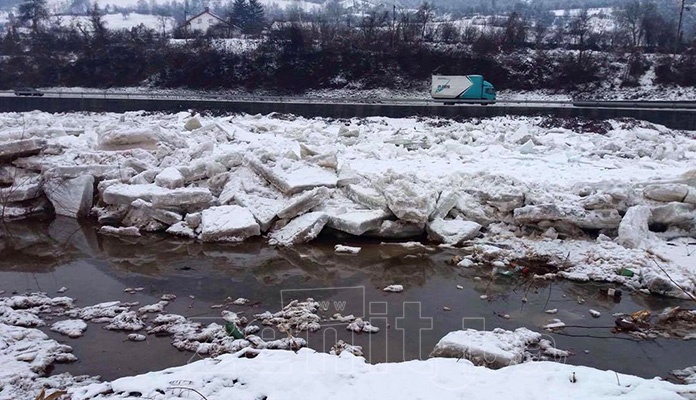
[230,0,247,31]
[229,0,264,35]
[18,0,49,33]
[245,0,264,35]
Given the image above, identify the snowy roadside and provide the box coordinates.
[33,83,696,102]
[1,111,696,299]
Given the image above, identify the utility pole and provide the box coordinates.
[677,0,685,50]
[183,0,189,38]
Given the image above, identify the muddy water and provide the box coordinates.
[1,217,695,381]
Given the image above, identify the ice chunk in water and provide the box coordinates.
[268,212,329,246]
[426,218,482,245]
[200,205,260,242]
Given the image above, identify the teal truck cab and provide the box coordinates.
[431,75,496,104]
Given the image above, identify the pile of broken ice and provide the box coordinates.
[1,113,483,245]
[2,112,696,297]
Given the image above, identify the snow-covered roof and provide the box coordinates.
[183,7,228,26]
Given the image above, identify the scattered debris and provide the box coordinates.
[346,318,380,333]
[330,340,363,356]
[232,298,249,305]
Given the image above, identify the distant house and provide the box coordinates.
[182,7,239,36]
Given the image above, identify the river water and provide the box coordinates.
[1,216,694,381]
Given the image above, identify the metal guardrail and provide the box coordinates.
[3,90,696,109]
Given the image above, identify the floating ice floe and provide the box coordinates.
[334,244,361,254]
[50,319,88,338]
[383,284,404,293]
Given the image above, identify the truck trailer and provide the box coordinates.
[431,75,496,104]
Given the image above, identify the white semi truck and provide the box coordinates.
[431,75,496,104]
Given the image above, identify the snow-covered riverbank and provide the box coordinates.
[1,111,696,299]
[1,291,695,400]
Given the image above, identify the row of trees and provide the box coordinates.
[9,0,692,52]
[1,0,695,93]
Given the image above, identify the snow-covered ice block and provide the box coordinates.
[650,202,696,227]
[429,327,542,369]
[277,187,331,219]
[233,192,282,233]
[247,156,337,195]
[50,319,87,338]
[344,184,388,211]
[426,218,482,245]
[336,164,361,187]
[572,209,622,230]
[151,187,213,208]
[44,165,117,179]
[129,169,159,185]
[452,192,494,226]
[514,204,621,230]
[102,184,168,205]
[185,212,202,228]
[184,116,202,131]
[200,205,261,242]
[0,138,45,160]
[0,179,42,202]
[429,190,459,221]
[641,267,692,298]
[166,221,197,239]
[514,204,569,223]
[618,206,652,249]
[90,205,128,225]
[485,191,525,213]
[375,173,438,224]
[121,199,179,231]
[154,167,185,189]
[97,126,158,149]
[268,212,328,246]
[327,210,390,236]
[43,175,94,218]
[643,184,690,203]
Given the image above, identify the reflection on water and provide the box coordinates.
[1,218,695,382]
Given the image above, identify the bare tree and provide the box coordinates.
[415,2,434,40]
[18,0,49,33]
